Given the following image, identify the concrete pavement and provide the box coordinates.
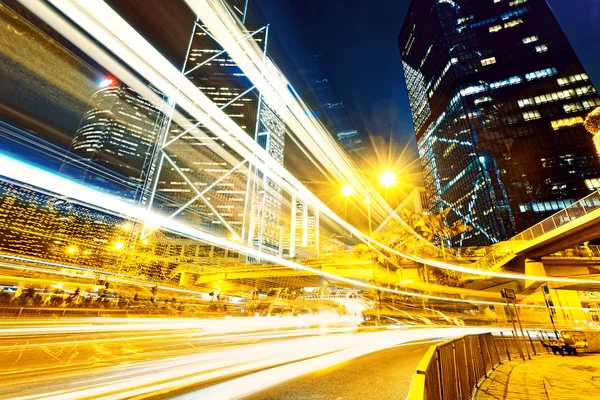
[475,352,600,400]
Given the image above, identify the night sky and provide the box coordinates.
[111,0,600,151]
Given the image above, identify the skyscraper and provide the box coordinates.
[301,54,366,161]
[62,80,166,202]
[399,0,600,246]
[149,0,287,256]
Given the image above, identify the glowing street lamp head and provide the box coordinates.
[379,171,397,188]
[67,246,77,254]
[114,241,124,250]
[231,233,240,242]
[122,222,133,231]
[341,185,354,197]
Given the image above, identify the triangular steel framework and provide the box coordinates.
[143,15,270,243]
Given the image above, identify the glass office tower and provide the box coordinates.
[62,81,166,202]
[399,0,600,246]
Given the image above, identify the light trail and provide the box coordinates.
[41,0,597,284]
[10,0,600,311]
[2,152,600,308]
[3,325,493,400]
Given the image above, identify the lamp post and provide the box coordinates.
[341,170,397,327]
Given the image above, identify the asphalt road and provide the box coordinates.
[0,319,492,399]
[241,340,437,400]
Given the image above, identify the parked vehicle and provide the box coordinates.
[541,331,588,355]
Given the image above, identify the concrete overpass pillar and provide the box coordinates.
[525,258,546,289]
[550,289,588,326]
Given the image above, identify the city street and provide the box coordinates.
[1,0,600,398]
[239,341,436,400]
[0,318,490,399]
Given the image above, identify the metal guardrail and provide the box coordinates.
[471,190,600,271]
[407,333,501,400]
[407,331,549,399]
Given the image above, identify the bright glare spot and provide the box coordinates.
[56,283,63,289]
[364,197,370,205]
[115,242,124,250]
[379,171,397,187]
[142,239,148,245]
[83,250,90,255]
[341,185,354,197]
[67,246,77,254]
[99,78,113,88]
[231,233,239,241]
[122,222,133,231]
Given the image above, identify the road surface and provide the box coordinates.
[0,318,492,399]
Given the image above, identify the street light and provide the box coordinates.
[114,241,124,250]
[379,171,397,188]
[341,184,354,197]
[67,246,77,254]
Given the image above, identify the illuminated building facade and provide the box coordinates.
[62,81,165,202]
[151,0,287,256]
[399,0,600,246]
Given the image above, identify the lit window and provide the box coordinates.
[509,0,528,5]
[551,117,585,130]
[518,98,534,108]
[535,44,548,53]
[481,57,497,66]
[557,73,589,86]
[501,8,528,20]
[460,85,486,96]
[490,76,522,89]
[525,67,558,81]
[585,178,600,190]
[489,25,503,33]
[504,19,523,28]
[522,35,538,44]
[523,110,541,121]
[563,99,600,113]
[475,96,493,105]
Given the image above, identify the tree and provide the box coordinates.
[585,106,600,135]
[354,208,473,287]
[399,208,473,259]
[585,107,600,159]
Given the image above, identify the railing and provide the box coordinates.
[510,189,600,242]
[407,333,501,400]
[470,242,519,271]
[407,332,547,399]
[471,190,600,271]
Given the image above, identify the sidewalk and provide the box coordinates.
[475,352,600,400]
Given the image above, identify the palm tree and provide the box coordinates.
[354,208,472,286]
[399,208,473,259]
